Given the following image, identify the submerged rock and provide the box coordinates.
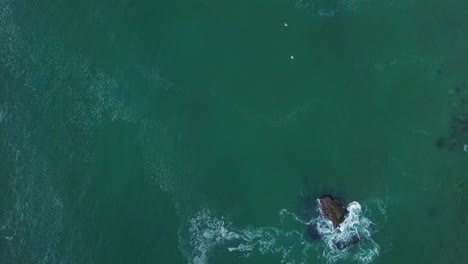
[334,234,360,250]
[318,194,348,227]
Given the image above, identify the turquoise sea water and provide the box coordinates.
[1,0,468,263]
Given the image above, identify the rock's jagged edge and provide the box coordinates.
[318,194,348,227]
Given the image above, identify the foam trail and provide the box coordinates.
[181,207,308,264]
[182,200,385,264]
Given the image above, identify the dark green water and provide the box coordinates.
[1,0,468,263]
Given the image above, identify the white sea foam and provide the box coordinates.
[182,200,385,264]
[311,200,380,263]
[180,207,308,264]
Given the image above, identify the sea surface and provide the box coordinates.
[1,0,468,263]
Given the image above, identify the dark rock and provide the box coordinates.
[334,235,360,250]
[318,194,348,227]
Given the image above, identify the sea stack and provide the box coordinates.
[318,194,348,227]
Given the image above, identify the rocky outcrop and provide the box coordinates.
[305,194,360,250]
[318,194,348,227]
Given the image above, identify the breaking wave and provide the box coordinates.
[311,201,381,263]
[182,200,385,264]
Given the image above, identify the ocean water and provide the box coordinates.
[1,0,468,263]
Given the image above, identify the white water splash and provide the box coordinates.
[311,201,380,263]
[182,200,385,264]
